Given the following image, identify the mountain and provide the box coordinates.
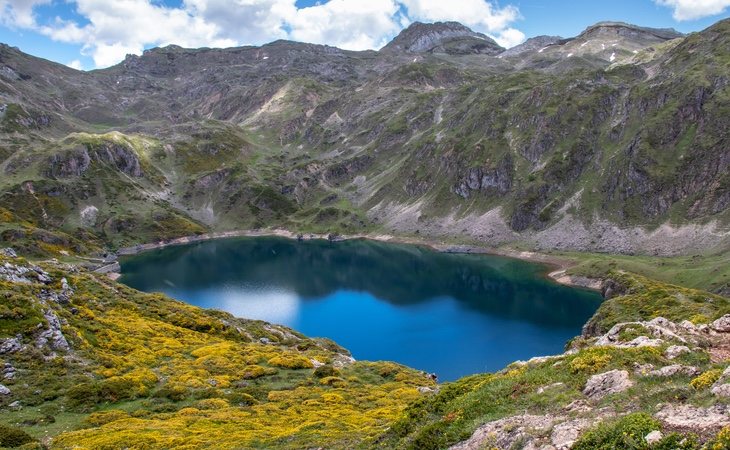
[381,21,504,55]
[0,19,728,265]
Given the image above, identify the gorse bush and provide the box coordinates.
[0,424,35,448]
[690,369,723,390]
[573,413,660,450]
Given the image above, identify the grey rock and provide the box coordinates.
[0,336,22,355]
[35,309,70,352]
[656,404,730,430]
[551,418,591,450]
[645,430,663,445]
[665,345,691,359]
[0,384,10,395]
[80,205,99,227]
[583,370,633,399]
[0,248,17,258]
[710,315,730,333]
[710,366,730,397]
[646,364,699,378]
[449,414,555,450]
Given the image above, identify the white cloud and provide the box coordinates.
[0,0,49,28]
[399,0,525,47]
[66,59,83,70]
[1,0,525,67]
[287,0,404,50]
[655,0,730,20]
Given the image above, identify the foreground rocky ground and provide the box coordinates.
[0,246,729,449]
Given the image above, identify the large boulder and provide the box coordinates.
[710,315,730,333]
[583,370,633,399]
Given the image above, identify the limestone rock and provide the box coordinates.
[583,370,633,399]
[665,345,691,359]
[551,418,591,449]
[3,363,16,380]
[710,366,730,397]
[449,414,555,450]
[0,384,10,395]
[35,309,70,352]
[645,430,663,445]
[711,315,730,333]
[0,336,22,355]
[0,248,17,258]
[80,205,99,227]
[656,404,730,430]
[646,364,699,378]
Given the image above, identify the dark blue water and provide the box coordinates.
[119,237,602,380]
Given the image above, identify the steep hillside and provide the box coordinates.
[0,19,729,259]
[1,250,729,449]
[0,250,433,449]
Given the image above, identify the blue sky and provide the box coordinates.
[0,0,728,70]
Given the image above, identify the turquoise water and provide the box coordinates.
[119,237,602,380]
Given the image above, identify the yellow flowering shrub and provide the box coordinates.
[690,369,723,390]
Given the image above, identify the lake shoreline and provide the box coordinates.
[110,229,604,292]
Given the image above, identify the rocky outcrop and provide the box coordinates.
[656,404,730,431]
[583,369,633,399]
[382,22,503,55]
[48,142,143,178]
[80,205,99,227]
[452,156,513,199]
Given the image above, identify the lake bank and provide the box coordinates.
[108,228,603,291]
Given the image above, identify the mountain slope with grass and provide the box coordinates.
[0,250,729,449]
[0,19,728,262]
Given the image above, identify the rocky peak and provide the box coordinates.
[578,21,683,42]
[382,21,504,55]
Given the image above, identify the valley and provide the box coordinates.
[0,14,729,450]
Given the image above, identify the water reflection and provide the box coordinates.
[120,237,602,380]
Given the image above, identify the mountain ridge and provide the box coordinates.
[0,18,728,268]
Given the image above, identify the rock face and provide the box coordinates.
[35,309,71,353]
[80,205,99,227]
[382,21,504,55]
[48,142,143,178]
[452,156,513,199]
[710,315,730,333]
[583,370,633,399]
[656,404,730,430]
[448,414,555,450]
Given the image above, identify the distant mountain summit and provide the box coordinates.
[578,21,683,41]
[382,21,504,55]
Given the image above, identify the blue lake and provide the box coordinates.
[119,237,602,381]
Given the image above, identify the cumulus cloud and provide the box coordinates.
[287,0,404,50]
[655,0,730,20]
[399,0,525,46]
[0,0,49,28]
[66,59,83,70]
[1,0,525,68]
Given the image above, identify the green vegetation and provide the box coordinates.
[584,271,730,335]
[0,255,433,449]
